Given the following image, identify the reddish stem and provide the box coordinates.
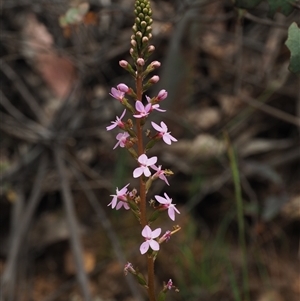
[135,74,156,301]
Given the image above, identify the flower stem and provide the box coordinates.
[136,75,147,227]
[147,256,156,301]
[136,74,156,301]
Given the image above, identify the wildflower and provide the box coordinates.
[133,154,157,178]
[140,225,161,254]
[155,193,180,221]
[106,109,126,131]
[166,279,173,290]
[113,132,130,149]
[109,83,129,101]
[151,164,170,186]
[151,121,177,145]
[133,100,152,118]
[146,95,166,113]
[108,184,130,210]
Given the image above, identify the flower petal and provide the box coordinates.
[149,240,160,251]
[106,122,117,131]
[147,156,157,166]
[160,121,168,132]
[155,195,167,205]
[133,167,143,178]
[168,207,175,221]
[151,121,162,132]
[142,225,151,238]
[140,241,149,254]
[138,154,148,164]
[151,228,162,238]
[135,101,144,112]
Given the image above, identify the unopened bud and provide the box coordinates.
[148,45,155,53]
[149,75,159,84]
[159,230,172,244]
[137,58,145,66]
[157,89,168,101]
[119,60,128,68]
[136,31,143,38]
[142,36,149,43]
[150,61,161,69]
[117,83,129,93]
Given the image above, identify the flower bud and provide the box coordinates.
[119,60,128,68]
[148,45,155,53]
[137,58,145,66]
[158,230,171,244]
[157,89,168,101]
[149,75,159,84]
[150,61,161,69]
[117,83,129,93]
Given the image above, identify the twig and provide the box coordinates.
[54,145,92,301]
[70,163,144,301]
[244,12,288,29]
[0,145,43,182]
[0,59,49,124]
[0,91,53,140]
[242,95,300,127]
[1,154,48,301]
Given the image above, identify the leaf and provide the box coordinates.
[234,0,297,17]
[158,291,167,301]
[267,0,296,17]
[285,22,300,75]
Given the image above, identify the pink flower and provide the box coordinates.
[151,121,177,145]
[166,279,173,290]
[106,109,126,131]
[146,95,166,112]
[140,225,161,254]
[133,101,152,118]
[155,193,180,221]
[108,184,130,210]
[151,164,170,186]
[133,154,157,178]
[113,132,130,149]
[109,83,129,101]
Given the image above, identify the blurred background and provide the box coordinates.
[0,0,299,300]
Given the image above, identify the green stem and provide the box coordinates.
[136,74,156,301]
[226,133,250,301]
